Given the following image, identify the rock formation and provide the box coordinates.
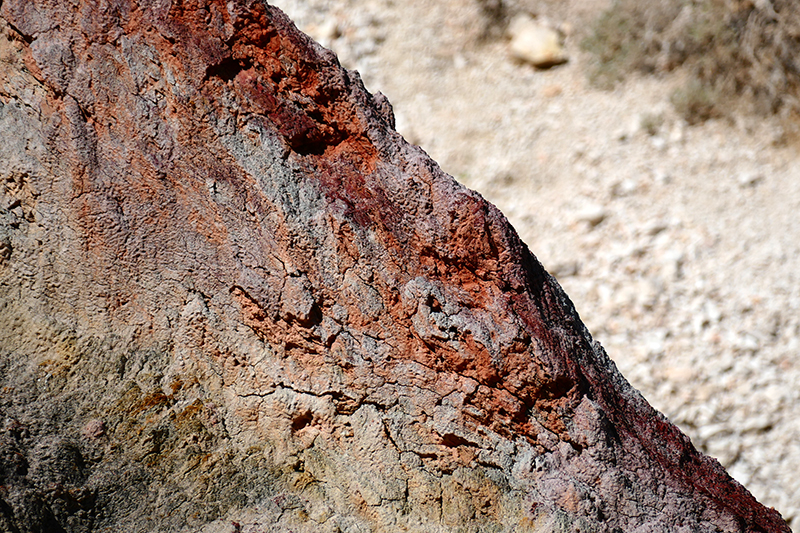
[0,1,789,531]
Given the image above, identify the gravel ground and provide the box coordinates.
[271,0,799,527]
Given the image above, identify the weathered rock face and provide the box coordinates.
[0,1,789,532]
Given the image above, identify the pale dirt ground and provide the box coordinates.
[271,0,799,527]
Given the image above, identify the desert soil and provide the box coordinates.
[271,0,799,527]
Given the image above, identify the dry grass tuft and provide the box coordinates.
[582,0,800,127]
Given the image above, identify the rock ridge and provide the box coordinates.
[0,1,789,532]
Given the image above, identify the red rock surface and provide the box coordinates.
[0,1,790,531]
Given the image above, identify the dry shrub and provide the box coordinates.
[670,79,721,124]
[582,0,800,126]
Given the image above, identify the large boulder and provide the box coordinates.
[0,1,789,531]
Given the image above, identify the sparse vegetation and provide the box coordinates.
[582,0,800,127]
[670,79,720,124]
[640,111,665,134]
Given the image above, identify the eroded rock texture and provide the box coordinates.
[0,1,789,532]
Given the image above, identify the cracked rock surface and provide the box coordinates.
[0,1,790,532]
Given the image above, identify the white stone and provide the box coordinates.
[738,171,763,187]
[574,203,607,227]
[507,15,567,68]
